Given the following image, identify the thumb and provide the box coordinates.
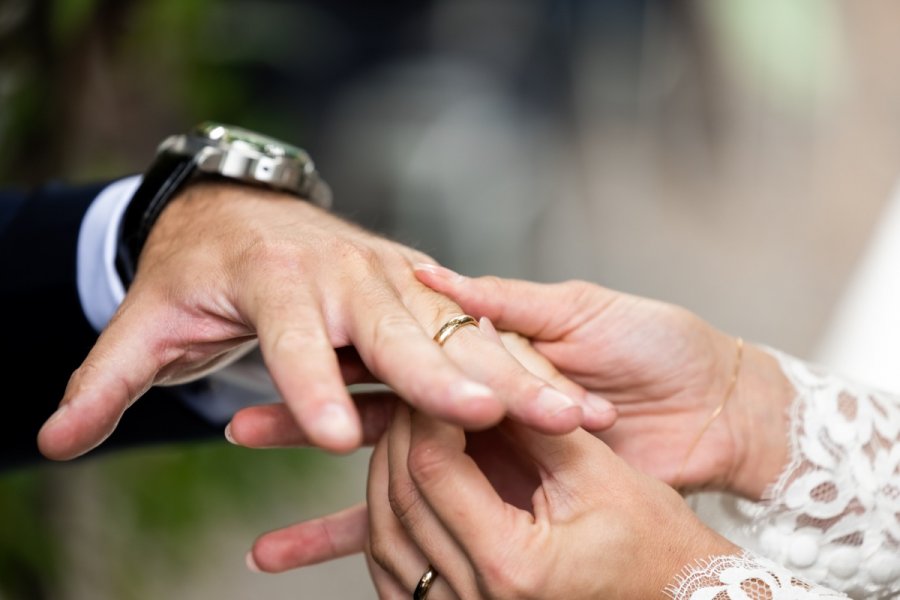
[414,264,609,341]
[38,300,169,460]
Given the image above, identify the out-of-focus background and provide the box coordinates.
[3,0,900,598]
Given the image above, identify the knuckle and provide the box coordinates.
[406,440,452,488]
[70,361,136,409]
[473,528,552,599]
[387,478,423,524]
[367,313,420,373]
[559,279,600,311]
[66,360,95,392]
[428,297,460,330]
[333,239,382,272]
[267,327,316,356]
[406,248,435,265]
[478,274,503,286]
[481,555,544,600]
[394,266,458,322]
[373,311,417,339]
[244,238,303,271]
[558,278,591,296]
[478,274,505,295]
[366,532,393,573]
[480,556,518,598]
[381,243,416,271]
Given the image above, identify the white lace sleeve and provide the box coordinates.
[666,551,849,599]
[680,348,900,599]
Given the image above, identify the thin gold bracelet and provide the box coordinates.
[673,336,744,490]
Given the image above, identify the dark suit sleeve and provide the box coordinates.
[0,182,218,471]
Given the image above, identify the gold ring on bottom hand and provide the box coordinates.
[413,565,439,599]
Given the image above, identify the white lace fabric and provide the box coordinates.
[666,349,900,599]
[665,551,849,599]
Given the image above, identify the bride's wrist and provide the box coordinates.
[725,343,795,500]
[653,517,741,599]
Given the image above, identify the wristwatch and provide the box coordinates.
[115,121,332,286]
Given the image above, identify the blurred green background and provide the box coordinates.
[3,0,900,598]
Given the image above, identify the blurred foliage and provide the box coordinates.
[0,0,317,185]
[124,0,249,122]
[703,0,844,111]
[0,469,59,599]
[98,441,325,568]
[50,0,98,43]
[0,441,328,599]
[96,441,328,597]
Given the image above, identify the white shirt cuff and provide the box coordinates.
[76,175,141,332]
[75,175,281,425]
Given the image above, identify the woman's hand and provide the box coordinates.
[415,265,795,500]
[367,406,738,600]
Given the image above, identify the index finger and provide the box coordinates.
[405,411,528,565]
[350,273,586,434]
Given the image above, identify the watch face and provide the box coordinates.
[193,121,307,160]
[161,121,331,209]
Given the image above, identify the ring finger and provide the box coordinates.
[365,265,588,434]
[367,425,466,599]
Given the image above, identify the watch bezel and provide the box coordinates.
[157,122,332,209]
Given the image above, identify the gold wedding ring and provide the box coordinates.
[413,565,439,599]
[433,314,478,346]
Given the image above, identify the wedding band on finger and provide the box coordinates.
[413,565,439,599]
[433,314,479,347]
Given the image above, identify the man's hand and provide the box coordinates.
[38,182,615,460]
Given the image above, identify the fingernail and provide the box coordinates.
[245,551,262,573]
[451,380,495,404]
[585,393,616,415]
[224,423,236,445]
[314,403,356,445]
[479,317,503,344]
[536,386,577,416]
[45,403,70,427]
[414,262,465,282]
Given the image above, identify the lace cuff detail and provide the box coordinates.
[756,349,900,597]
[665,551,849,599]
[687,349,900,599]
